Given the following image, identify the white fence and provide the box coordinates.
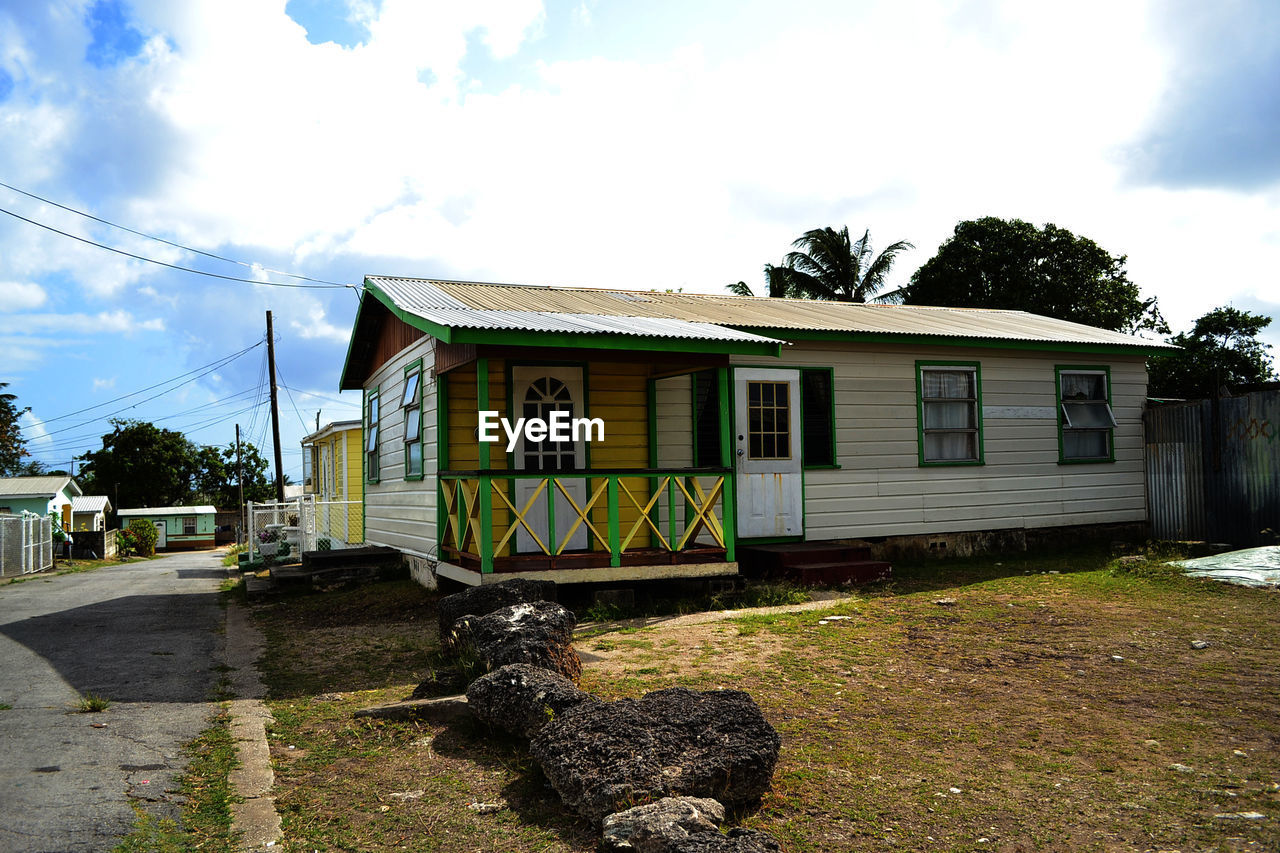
[0,512,54,577]
[246,496,363,562]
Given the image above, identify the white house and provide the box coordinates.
[338,277,1174,589]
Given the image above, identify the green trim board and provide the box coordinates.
[450,326,782,357]
[365,385,381,484]
[915,360,985,467]
[799,366,837,468]
[716,365,736,562]
[1055,364,1116,464]
[403,358,425,480]
[730,326,1172,356]
[435,372,448,557]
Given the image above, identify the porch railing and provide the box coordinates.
[438,468,736,573]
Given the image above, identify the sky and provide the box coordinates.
[2,0,1278,485]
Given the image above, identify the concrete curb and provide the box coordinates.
[224,599,282,851]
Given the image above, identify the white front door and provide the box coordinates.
[153,520,167,549]
[734,368,804,538]
[513,367,588,554]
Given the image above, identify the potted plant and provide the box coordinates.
[257,528,279,557]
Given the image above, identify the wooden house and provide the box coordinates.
[117,505,217,551]
[301,419,364,546]
[0,476,81,530]
[339,277,1173,588]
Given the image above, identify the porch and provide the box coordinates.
[433,348,745,586]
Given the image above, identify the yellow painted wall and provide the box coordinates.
[443,359,656,557]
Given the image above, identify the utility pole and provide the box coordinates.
[235,423,245,543]
[266,311,285,502]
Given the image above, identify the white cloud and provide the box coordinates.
[15,311,165,335]
[0,281,48,310]
[19,411,52,449]
[92,376,116,391]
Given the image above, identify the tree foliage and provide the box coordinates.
[1147,306,1275,398]
[727,226,913,302]
[77,419,277,508]
[0,382,33,476]
[901,217,1167,334]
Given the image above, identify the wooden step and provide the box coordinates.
[787,560,892,586]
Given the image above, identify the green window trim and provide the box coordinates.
[916,360,985,467]
[403,359,425,480]
[799,367,838,469]
[365,384,381,484]
[1055,364,1116,464]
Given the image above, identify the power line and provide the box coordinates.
[0,180,353,288]
[38,347,265,439]
[0,206,351,290]
[31,341,263,426]
[33,386,266,454]
[277,383,361,409]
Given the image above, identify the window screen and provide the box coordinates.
[1059,369,1115,461]
[919,365,981,463]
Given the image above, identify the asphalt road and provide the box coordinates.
[0,550,226,853]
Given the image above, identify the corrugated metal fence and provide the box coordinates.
[1144,389,1280,545]
[0,513,54,577]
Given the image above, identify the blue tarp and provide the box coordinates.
[1176,546,1280,588]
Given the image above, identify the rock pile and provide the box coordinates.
[466,663,594,738]
[530,687,782,823]
[437,579,783,850]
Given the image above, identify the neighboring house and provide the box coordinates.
[71,495,113,531]
[301,419,364,545]
[0,476,82,529]
[117,506,217,551]
[338,277,1174,589]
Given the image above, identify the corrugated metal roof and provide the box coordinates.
[118,506,217,516]
[364,276,1175,349]
[71,496,111,513]
[0,476,80,498]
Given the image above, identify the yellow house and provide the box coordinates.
[301,420,364,546]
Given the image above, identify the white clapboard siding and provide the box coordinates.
[363,340,438,559]
[732,341,1148,539]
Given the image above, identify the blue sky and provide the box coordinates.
[2,0,1278,483]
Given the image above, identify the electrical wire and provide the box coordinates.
[0,206,351,290]
[0,180,354,288]
[38,347,265,439]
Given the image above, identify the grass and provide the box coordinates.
[251,546,1280,852]
[0,702,11,711]
[113,708,240,852]
[75,692,112,713]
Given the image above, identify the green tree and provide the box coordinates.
[77,420,200,509]
[1147,307,1275,398]
[193,441,275,506]
[727,226,913,302]
[0,382,32,476]
[901,217,1167,334]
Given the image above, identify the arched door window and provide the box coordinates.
[520,377,578,472]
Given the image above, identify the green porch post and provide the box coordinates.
[477,358,493,574]
[436,372,448,560]
[607,475,621,567]
[716,365,736,562]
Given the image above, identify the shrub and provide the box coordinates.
[128,519,160,557]
[317,537,332,551]
[116,528,138,558]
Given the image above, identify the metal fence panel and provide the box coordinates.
[0,513,54,577]
[1145,389,1280,545]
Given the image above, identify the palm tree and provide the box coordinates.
[726,262,803,298]
[784,226,914,303]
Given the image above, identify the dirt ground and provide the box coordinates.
[252,555,1280,852]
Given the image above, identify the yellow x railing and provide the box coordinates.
[438,469,734,572]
